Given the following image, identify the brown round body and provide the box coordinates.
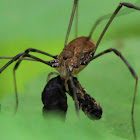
[56,36,96,79]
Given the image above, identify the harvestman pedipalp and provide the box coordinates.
[0,0,140,139]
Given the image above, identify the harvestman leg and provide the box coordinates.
[64,0,79,47]
[77,2,140,64]
[83,48,138,139]
[0,49,56,84]
[2,48,56,60]
[0,53,55,113]
[89,1,140,37]
[0,53,52,73]
[14,48,58,81]
[75,1,78,38]
[9,47,57,85]
[11,48,58,112]
[75,2,140,139]
[0,57,36,61]
[63,0,79,114]
[75,2,79,79]
[89,3,139,139]
[0,57,36,112]
[12,57,39,113]
[13,54,59,113]
[0,57,40,112]
[24,48,57,59]
[92,2,140,54]
[69,71,79,115]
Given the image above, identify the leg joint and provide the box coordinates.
[110,48,121,56]
[120,2,134,8]
[25,48,35,53]
[13,61,21,70]
[13,53,24,61]
[129,66,138,80]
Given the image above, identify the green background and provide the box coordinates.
[0,0,140,140]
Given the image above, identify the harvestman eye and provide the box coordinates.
[63,56,68,60]
[0,1,139,140]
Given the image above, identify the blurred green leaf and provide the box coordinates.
[0,0,140,140]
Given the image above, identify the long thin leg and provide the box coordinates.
[75,2,78,38]
[13,59,33,114]
[24,48,57,59]
[0,56,42,113]
[86,1,140,40]
[75,2,79,79]
[6,51,58,113]
[84,48,138,140]
[92,2,140,54]
[0,53,52,73]
[88,14,111,39]
[14,48,58,77]
[12,55,58,113]
[69,71,79,115]
[77,2,140,67]
[0,54,53,113]
[13,67,18,114]
[0,48,57,61]
[64,0,79,48]
[0,57,36,61]
[10,48,58,107]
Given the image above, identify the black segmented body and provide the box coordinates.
[42,76,102,120]
[42,76,68,118]
[80,93,102,120]
[68,77,102,120]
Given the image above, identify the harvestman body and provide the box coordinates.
[56,37,95,93]
[0,1,140,140]
[57,37,95,77]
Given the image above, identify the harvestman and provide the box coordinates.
[0,0,140,139]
